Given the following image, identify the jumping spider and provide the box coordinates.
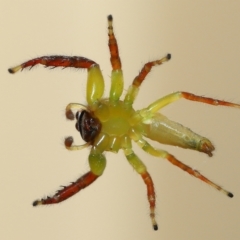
[8,15,237,231]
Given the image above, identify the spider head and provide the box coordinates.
[76,110,102,142]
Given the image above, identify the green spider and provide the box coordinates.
[9,15,238,231]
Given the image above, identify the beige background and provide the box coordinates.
[1,1,240,240]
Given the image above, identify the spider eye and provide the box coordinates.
[76,110,101,142]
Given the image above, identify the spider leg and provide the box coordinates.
[124,54,171,106]
[33,171,98,206]
[33,147,106,206]
[107,15,124,102]
[108,15,121,70]
[135,137,233,198]
[146,91,240,114]
[122,137,158,230]
[8,56,97,73]
[8,56,105,106]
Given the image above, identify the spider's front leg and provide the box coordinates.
[8,55,105,107]
[33,171,98,206]
[34,108,106,206]
[33,146,106,206]
[8,56,96,73]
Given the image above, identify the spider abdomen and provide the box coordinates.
[142,112,215,156]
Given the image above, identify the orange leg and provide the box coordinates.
[181,91,240,108]
[135,139,234,198]
[33,171,98,206]
[166,153,233,197]
[33,142,106,206]
[8,56,96,73]
[133,54,171,87]
[145,91,240,114]
[108,15,121,70]
[123,54,171,105]
[141,171,158,230]
[123,148,158,230]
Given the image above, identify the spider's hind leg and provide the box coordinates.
[135,137,233,198]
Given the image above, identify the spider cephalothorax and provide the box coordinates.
[9,15,237,231]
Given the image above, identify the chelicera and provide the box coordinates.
[76,111,102,142]
[9,15,238,231]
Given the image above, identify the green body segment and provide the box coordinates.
[87,65,104,106]
[110,70,124,102]
[124,150,147,174]
[92,99,135,153]
[88,147,106,176]
[124,85,139,106]
[141,112,214,155]
[147,92,182,113]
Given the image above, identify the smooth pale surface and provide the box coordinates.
[1,1,240,240]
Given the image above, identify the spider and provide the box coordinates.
[8,15,238,231]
